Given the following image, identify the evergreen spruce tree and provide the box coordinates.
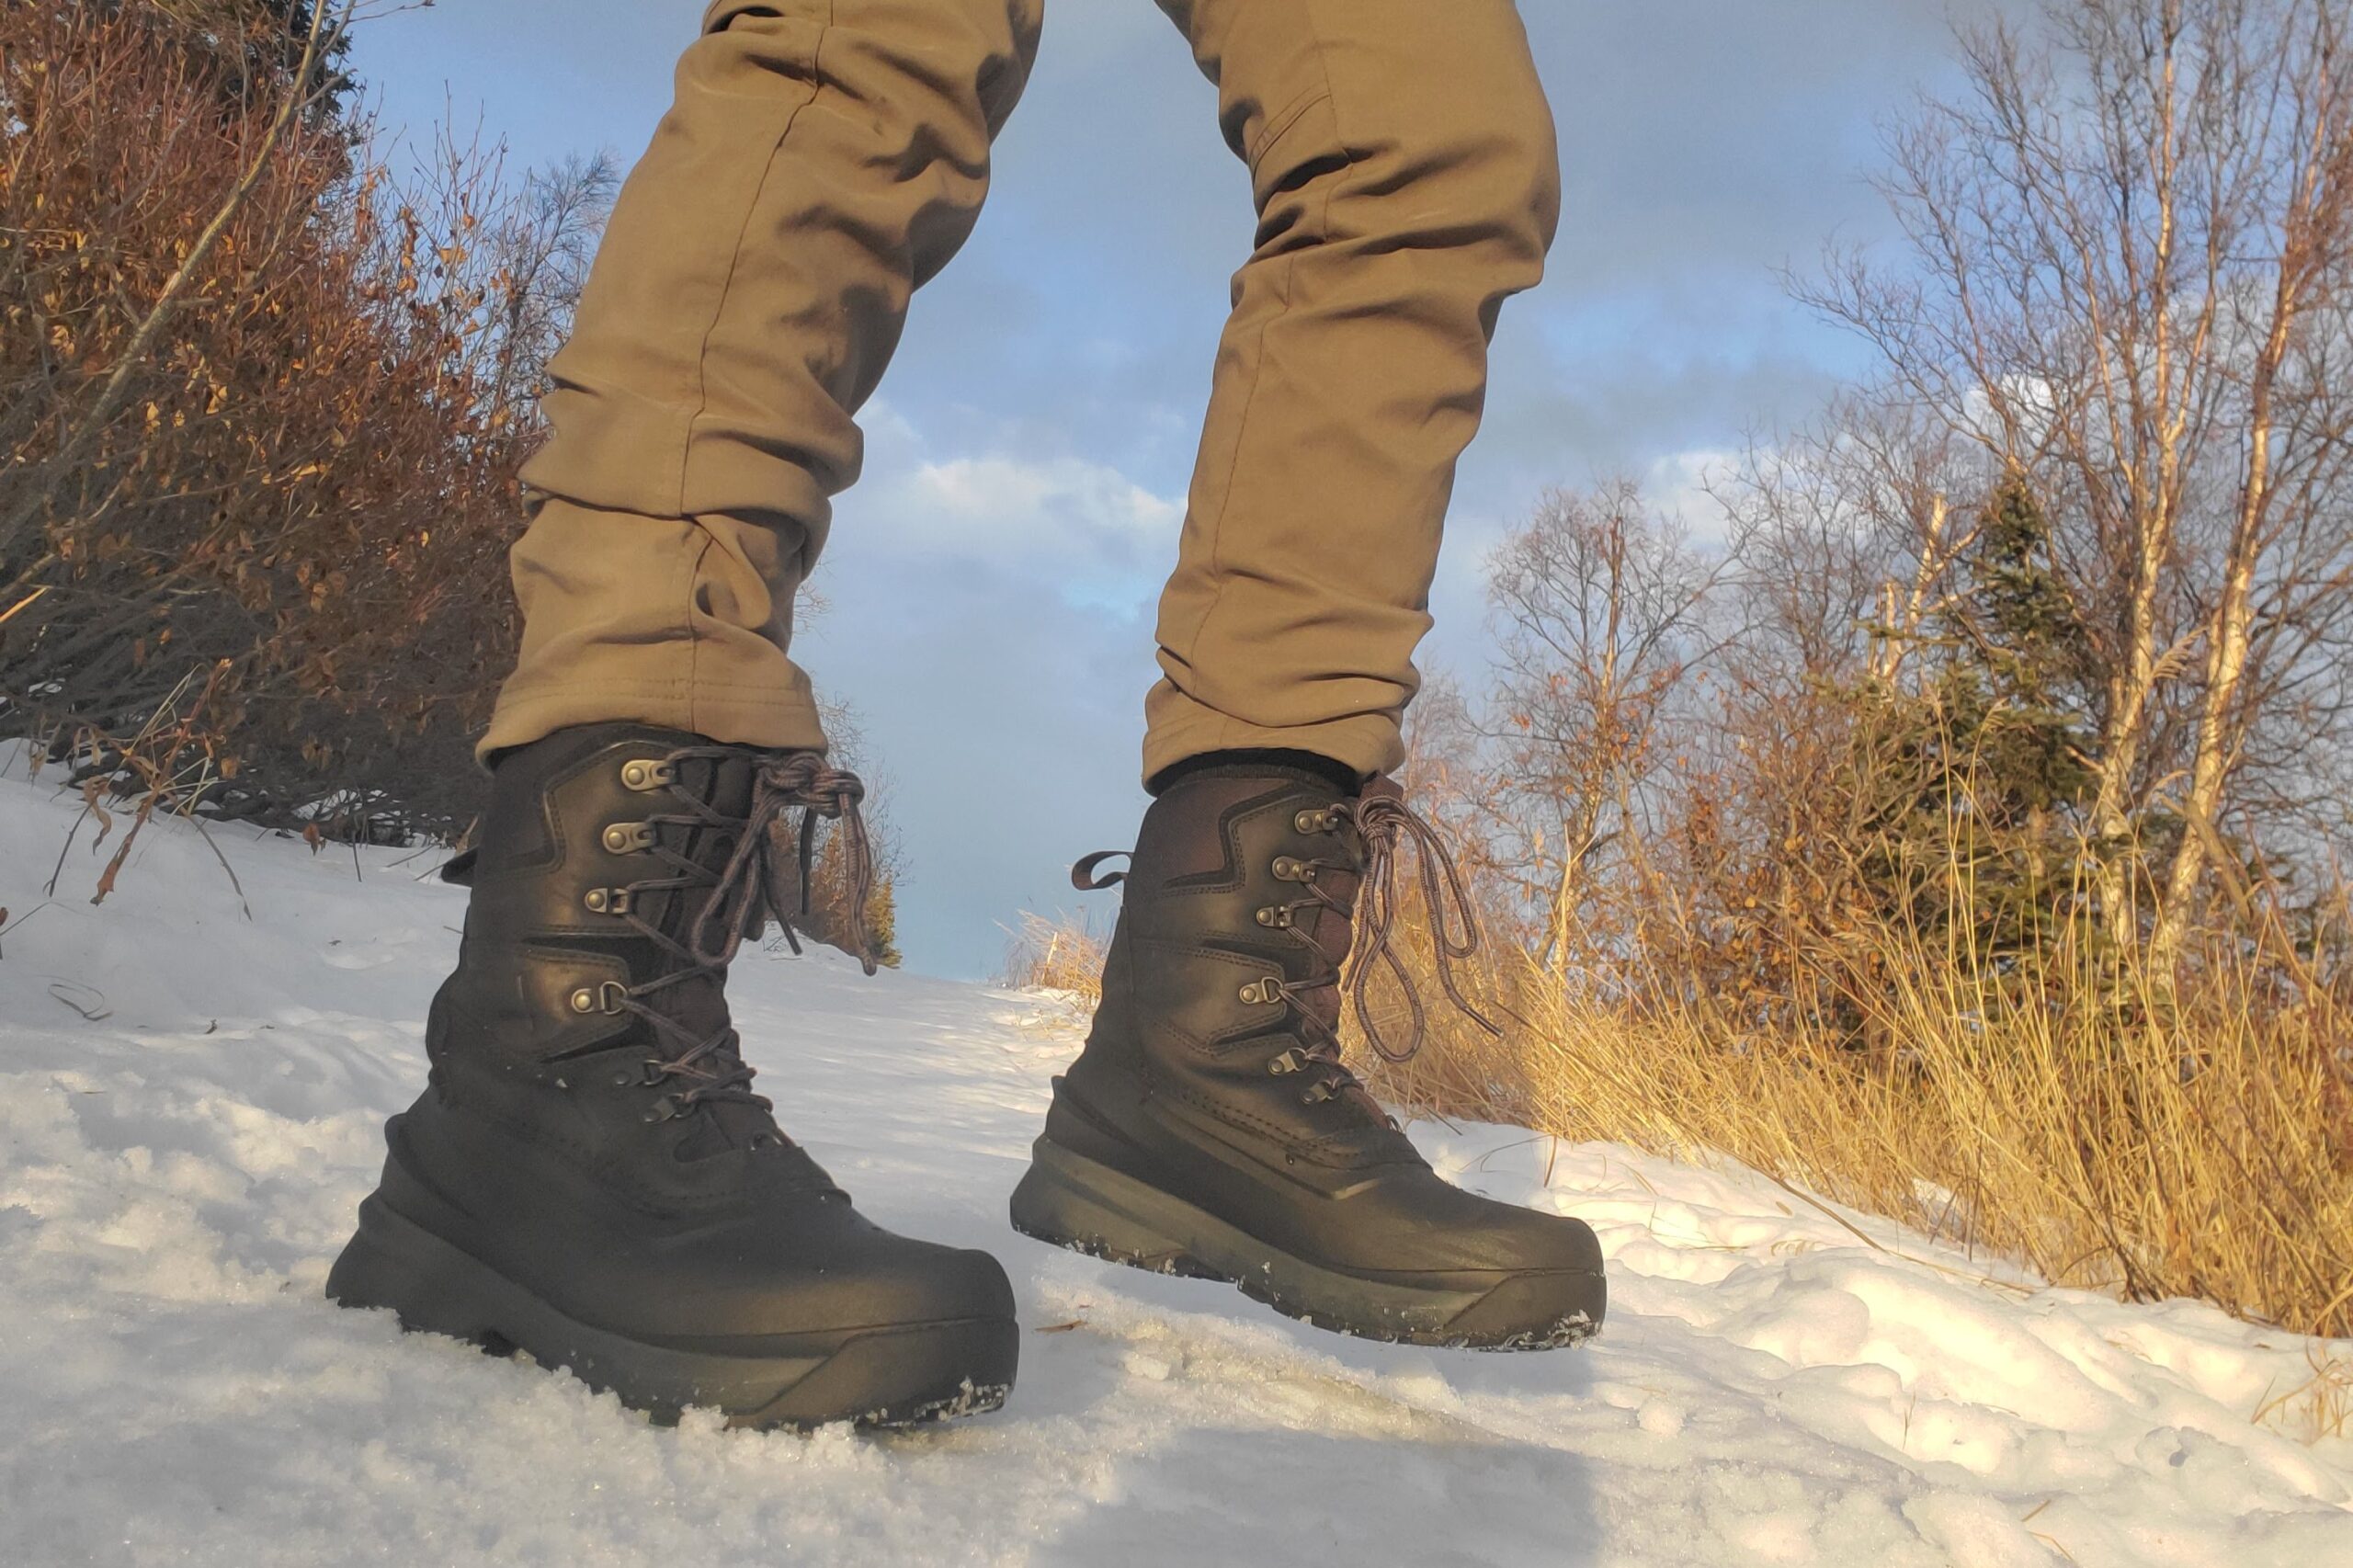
[1831,474,2106,994]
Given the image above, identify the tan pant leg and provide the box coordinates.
[483,0,1041,760]
[1142,0,1559,784]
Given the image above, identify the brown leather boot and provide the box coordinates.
[328,723,1018,1427]
[1010,759,1605,1348]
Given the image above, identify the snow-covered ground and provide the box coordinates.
[3,754,2350,1568]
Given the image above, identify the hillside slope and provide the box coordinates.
[2,755,2348,1567]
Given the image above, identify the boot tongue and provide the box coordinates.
[673,1096,774,1159]
[656,970,780,1159]
[1273,801,1397,1128]
[645,747,790,1158]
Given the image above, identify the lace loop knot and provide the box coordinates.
[1341,779,1503,1063]
[597,747,881,1121]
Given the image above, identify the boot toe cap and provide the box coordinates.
[746,1231,1016,1336]
[632,1210,1016,1341]
[1496,1209,1605,1276]
[1370,1179,1605,1276]
[1443,1263,1607,1345]
[846,1238,1017,1328]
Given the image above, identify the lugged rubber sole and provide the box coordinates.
[1007,1135,1602,1349]
[326,1196,1018,1429]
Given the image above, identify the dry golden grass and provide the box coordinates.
[1362,928,2353,1346]
[999,910,1107,1008]
[1384,921,2353,1437]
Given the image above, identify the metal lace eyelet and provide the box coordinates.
[568,981,629,1016]
[620,758,677,792]
[1271,856,1313,882]
[642,1094,684,1124]
[602,821,655,854]
[1238,976,1285,1006]
[1255,905,1295,928]
[1267,1048,1307,1076]
[1302,1081,1339,1105]
[583,887,634,915]
[1295,809,1339,834]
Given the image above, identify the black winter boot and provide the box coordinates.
[1010,761,1605,1347]
[327,723,1017,1427]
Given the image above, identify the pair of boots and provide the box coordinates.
[327,726,1605,1428]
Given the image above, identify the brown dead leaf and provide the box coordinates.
[80,778,113,846]
[91,835,133,905]
[89,796,156,906]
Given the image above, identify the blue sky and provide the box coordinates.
[358,1,2003,977]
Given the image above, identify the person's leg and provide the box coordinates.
[1142,0,1562,786]
[331,0,1046,1431]
[483,0,1041,761]
[1011,0,1605,1348]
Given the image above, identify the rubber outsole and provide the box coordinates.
[326,1197,1018,1429]
[1007,1135,1602,1349]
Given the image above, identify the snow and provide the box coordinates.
[3,752,2350,1568]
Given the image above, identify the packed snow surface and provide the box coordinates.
[2,756,2350,1568]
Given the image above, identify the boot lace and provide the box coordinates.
[1344,787,1502,1062]
[1076,780,1501,1110]
[598,749,876,1123]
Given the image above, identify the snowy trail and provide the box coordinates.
[3,758,2350,1567]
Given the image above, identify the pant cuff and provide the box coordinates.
[1141,689,1404,789]
[479,678,830,766]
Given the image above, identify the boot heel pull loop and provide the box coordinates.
[1072,850,1131,892]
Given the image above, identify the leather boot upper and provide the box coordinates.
[1070,766,1425,1168]
[1051,761,1602,1280]
[381,722,1009,1342]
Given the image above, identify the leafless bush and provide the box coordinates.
[0,1,606,841]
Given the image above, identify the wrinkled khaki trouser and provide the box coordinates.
[485,0,1559,784]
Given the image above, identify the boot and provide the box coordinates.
[1010,760,1605,1348]
[327,723,1018,1427]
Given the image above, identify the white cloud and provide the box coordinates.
[907,454,1180,541]
[845,403,1185,615]
[1644,449,1742,546]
